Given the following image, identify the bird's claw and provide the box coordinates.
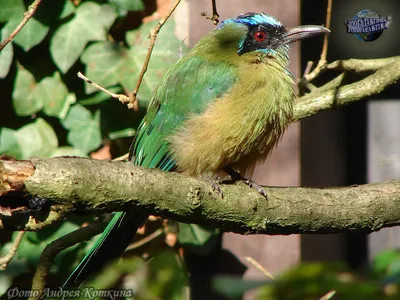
[244,179,268,199]
[203,176,224,198]
[223,167,268,199]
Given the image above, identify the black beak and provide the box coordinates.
[282,25,330,45]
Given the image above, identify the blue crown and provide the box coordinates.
[218,12,282,29]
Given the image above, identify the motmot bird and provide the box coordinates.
[64,12,329,286]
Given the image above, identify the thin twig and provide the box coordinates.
[128,0,182,109]
[77,72,130,104]
[0,0,43,51]
[201,0,220,25]
[0,231,25,270]
[245,256,275,280]
[303,61,314,77]
[320,0,332,64]
[320,290,337,300]
[30,220,108,299]
[125,228,164,251]
[113,153,129,161]
[301,0,333,83]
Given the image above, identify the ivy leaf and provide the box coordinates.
[78,87,121,106]
[19,221,81,267]
[373,249,400,274]
[14,118,58,159]
[50,2,117,73]
[34,0,76,24]
[51,146,88,157]
[1,232,29,277]
[109,0,144,16]
[0,24,14,78]
[108,128,135,140]
[178,224,220,255]
[0,0,24,22]
[14,18,48,51]
[99,4,118,31]
[0,128,22,158]
[32,75,74,118]
[124,19,187,102]
[61,104,102,153]
[59,0,76,19]
[81,42,128,94]
[3,7,49,51]
[12,65,41,116]
[212,276,269,299]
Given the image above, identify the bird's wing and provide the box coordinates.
[129,55,238,170]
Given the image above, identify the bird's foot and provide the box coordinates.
[244,179,268,199]
[223,167,268,199]
[203,175,224,198]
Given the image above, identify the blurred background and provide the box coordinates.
[0,0,400,299]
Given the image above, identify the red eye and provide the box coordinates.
[254,31,266,42]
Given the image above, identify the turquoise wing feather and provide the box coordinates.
[64,55,237,287]
[130,55,238,168]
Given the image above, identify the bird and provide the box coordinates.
[63,12,329,287]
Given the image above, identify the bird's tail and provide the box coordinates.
[63,212,147,287]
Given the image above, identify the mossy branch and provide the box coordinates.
[294,56,400,121]
[1,156,400,235]
[1,56,400,235]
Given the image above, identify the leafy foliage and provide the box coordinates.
[0,0,187,291]
[0,0,186,159]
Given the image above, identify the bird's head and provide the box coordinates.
[214,12,329,62]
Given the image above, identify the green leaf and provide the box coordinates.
[109,0,144,16]
[212,276,269,299]
[0,128,22,158]
[78,87,121,105]
[60,93,77,119]
[19,221,81,267]
[388,258,400,276]
[0,0,24,22]
[373,249,400,274]
[124,20,188,102]
[61,103,91,130]
[1,232,29,277]
[81,41,128,94]
[147,251,187,299]
[51,146,88,157]
[99,3,118,31]
[0,25,14,78]
[109,128,135,140]
[61,104,102,153]
[11,16,49,51]
[14,118,58,158]
[32,75,73,118]
[59,0,76,19]
[0,273,12,296]
[12,65,41,116]
[50,2,117,73]
[178,224,220,255]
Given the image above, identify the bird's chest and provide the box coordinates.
[229,65,294,150]
[167,62,295,175]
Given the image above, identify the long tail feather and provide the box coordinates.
[63,212,147,287]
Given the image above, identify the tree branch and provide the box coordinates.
[129,0,182,109]
[1,157,400,235]
[1,56,400,234]
[0,231,25,270]
[0,0,43,51]
[294,57,400,121]
[30,220,108,299]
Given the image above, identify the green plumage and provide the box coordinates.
[64,12,328,287]
[131,55,238,170]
